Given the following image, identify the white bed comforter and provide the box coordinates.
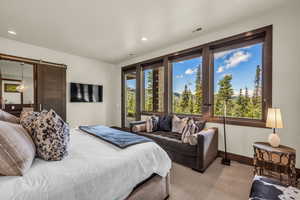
[0,128,171,200]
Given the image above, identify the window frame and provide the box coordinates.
[140,60,165,114]
[169,51,204,116]
[121,25,272,128]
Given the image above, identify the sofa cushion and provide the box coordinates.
[158,115,172,131]
[138,131,197,156]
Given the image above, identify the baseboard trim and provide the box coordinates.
[218,151,253,166]
[218,151,300,178]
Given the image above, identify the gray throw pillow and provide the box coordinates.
[158,115,172,131]
[33,109,70,161]
[0,121,36,176]
[0,109,20,124]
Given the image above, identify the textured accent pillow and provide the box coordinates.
[172,115,188,133]
[20,110,41,136]
[194,120,207,133]
[132,124,146,132]
[33,109,70,161]
[146,115,159,132]
[0,109,20,124]
[181,119,197,145]
[0,121,36,176]
[158,115,172,131]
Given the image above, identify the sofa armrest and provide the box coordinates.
[196,127,218,172]
[129,121,146,132]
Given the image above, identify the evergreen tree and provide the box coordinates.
[194,65,202,114]
[145,70,153,111]
[180,84,190,113]
[214,75,234,116]
[252,65,262,119]
[188,89,194,114]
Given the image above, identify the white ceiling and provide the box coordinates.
[0,0,289,64]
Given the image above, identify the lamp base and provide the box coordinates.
[221,158,231,166]
[268,133,280,147]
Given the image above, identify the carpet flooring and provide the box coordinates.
[169,158,253,200]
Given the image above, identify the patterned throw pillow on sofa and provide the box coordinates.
[146,115,159,132]
[172,115,189,133]
[33,109,70,161]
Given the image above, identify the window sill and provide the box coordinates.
[208,117,268,128]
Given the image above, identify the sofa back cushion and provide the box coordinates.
[158,115,172,131]
[0,121,36,176]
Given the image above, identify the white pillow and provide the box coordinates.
[172,115,188,133]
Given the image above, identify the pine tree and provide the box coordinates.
[214,75,234,116]
[194,65,202,114]
[180,84,190,113]
[252,65,262,119]
[244,87,251,117]
[188,89,194,114]
[234,88,244,117]
[145,70,153,111]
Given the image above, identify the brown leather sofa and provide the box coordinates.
[130,120,218,172]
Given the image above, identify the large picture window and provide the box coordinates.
[142,63,164,113]
[213,42,264,120]
[171,56,203,115]
[122,26,272,128]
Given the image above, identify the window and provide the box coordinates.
[213,42,264,120]
[142,63,164,113]
[122,25,272,128]
[171,56,203,115]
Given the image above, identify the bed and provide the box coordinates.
[0,128,172,200]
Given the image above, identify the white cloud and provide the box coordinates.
[224,51,251,69]
[176,74,184,79]
[185,68,197,75]
[214,49,235,59]
[217,66,224,73]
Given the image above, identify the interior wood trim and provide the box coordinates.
[122,25,272,68]
[218,151,253,166]
[0,78,22,82]
[0,53,67,68]
[218,151,300,178]
[121,25,273,128]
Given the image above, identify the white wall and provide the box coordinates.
[112,2,300,167]
[0,37,116,128]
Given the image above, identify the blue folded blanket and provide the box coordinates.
[79,125,152,149]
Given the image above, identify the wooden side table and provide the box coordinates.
[253,142,298,186]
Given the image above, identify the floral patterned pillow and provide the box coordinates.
[33,109,70,161]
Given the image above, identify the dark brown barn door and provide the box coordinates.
[36,64,66,120]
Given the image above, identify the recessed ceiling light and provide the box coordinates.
[141,37,148,41]
[8,30,17,35]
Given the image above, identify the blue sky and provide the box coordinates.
[172,57,202,93]
[214,43,263,95]
[172,43,263,95]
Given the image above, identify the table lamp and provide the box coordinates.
[266,108,283,147]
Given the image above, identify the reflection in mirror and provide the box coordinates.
[0,60,34,105]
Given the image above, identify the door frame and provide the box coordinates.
[121,66,139,128]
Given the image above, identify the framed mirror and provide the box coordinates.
[0,59,35,115]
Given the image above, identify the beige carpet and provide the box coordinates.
[169,158,253,200]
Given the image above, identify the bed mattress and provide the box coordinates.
[0,128,171,200]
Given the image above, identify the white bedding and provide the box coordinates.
[0,128,171,200]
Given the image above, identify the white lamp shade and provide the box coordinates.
[266,108,283,128]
